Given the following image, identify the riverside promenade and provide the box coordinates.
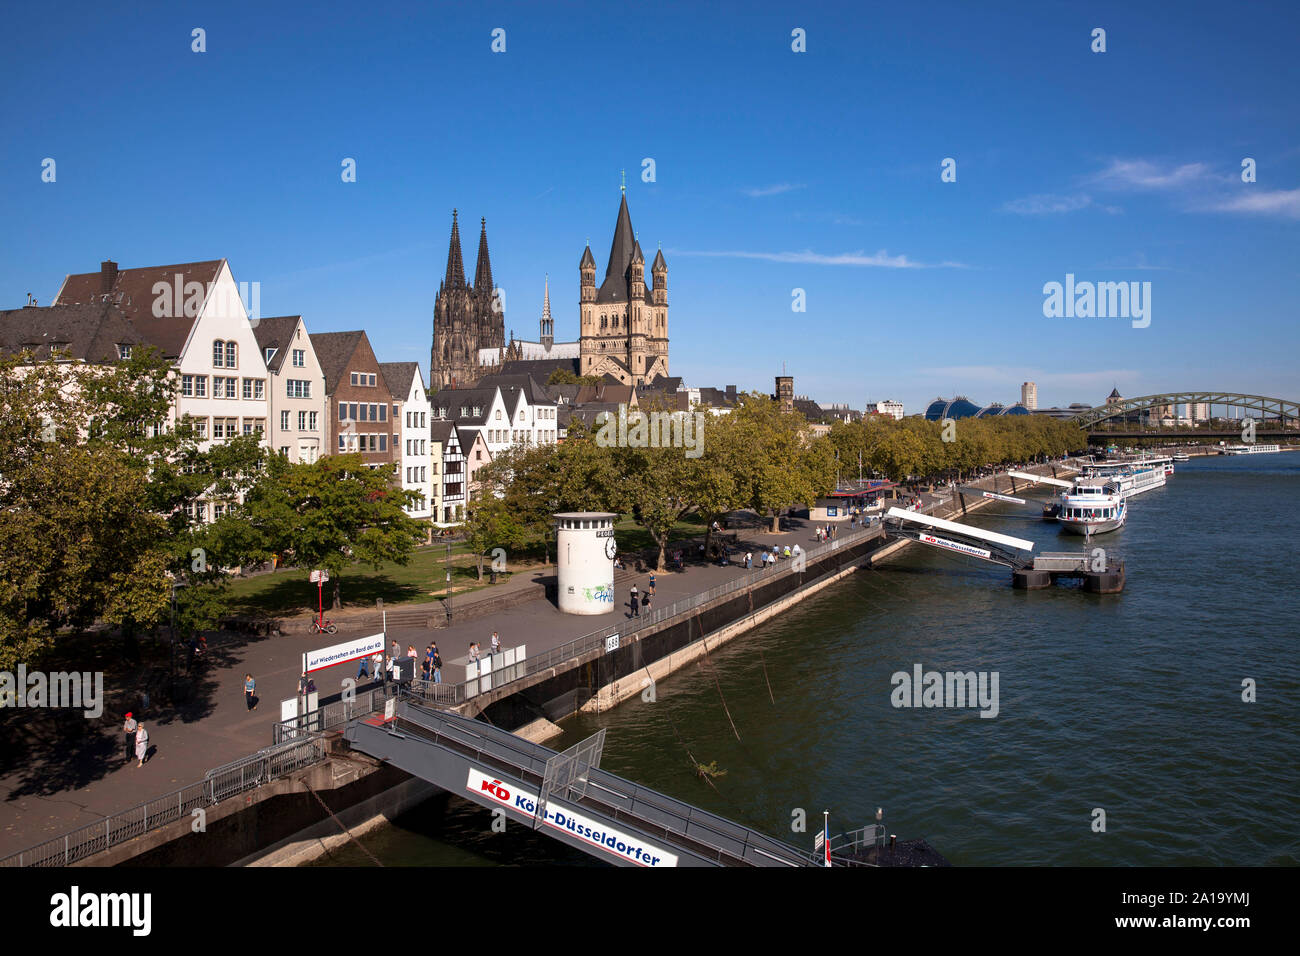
[0,464,1062,860]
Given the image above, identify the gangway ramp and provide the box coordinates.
[344,700,811,867]
[884,507,1034,569]
[1006,469,1073,489]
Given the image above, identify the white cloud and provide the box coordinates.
[1203,188,1300,219]
[1002,193,1095,215]
[670,248,965,268]
[742,183,806,197]
[1087,159,1212,190]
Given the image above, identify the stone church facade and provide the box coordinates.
[431,192,669,390]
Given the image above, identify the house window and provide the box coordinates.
[254,379,264,399]
[419,467,426,481]
[338,435,346,451]
[243,378,253,400]
[379,434,387,452]
[226,342,237,368]
[308,412,317,431]
[264,347,277,364]
[350,403,359,420]
[287,380,311,398]
[420,412,425,427]
[298,411,308,430]
[117,344,131,360]
[280,446,290,456]
[193,376,207,398]
[379,404,387,422]
[213,341,225,367]
[292,349,304,367]
[281,411,291,431]
[495,410,502,420]
[213,503,226,520]
[181,375,194,397]
[476,450,482,461]
[195,419,208,440]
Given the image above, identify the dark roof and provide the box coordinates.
[473,372,552,404]
[651,247,666,272]
[497,357,581,380]
[308,331,366,394]
[1108,388,1122,399]
[635,388,688,411]
[456,426,485,453]
[568,403,625,430]
[636,375,681,393]
[53,259,226,359]
[575,383,634,406]
[595,194,654,306]
[580,245,596,269]
[545,383,582,404]
[697,387,738,408]
[251,315,302,372]
[378,361,421,398]
[433,386,498,425]
[0,302,145,362]
[556,404,574,429]
[430,420,459,446]
[792,398,826,420]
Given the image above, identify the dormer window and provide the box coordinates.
[264,347,277,363]
[117,344,132,360]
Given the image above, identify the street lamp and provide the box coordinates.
[445,541,453,623]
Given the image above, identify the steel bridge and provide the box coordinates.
[345,699,816,867]
[1072,392,1300,433]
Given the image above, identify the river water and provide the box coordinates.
[312,454,1300,866]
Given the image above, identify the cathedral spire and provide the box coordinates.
[474,217,494,294]
[444,209,466,288]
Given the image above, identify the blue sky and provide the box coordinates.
[3,0,1297,412]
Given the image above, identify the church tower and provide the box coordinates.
[431,211,504,389]
[578,191,669,386]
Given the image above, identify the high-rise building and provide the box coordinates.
[1021,381,1038,410]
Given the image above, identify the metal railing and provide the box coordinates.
[0,736,328,868]
[272,685,396,745]
[405,521,890,708]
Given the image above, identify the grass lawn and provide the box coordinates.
[224,542,541,616]
[220,513,710,617]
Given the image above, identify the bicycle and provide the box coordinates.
[309,619,337,635]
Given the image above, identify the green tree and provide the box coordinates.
[241,454,424,608]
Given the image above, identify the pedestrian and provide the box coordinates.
[369,651,383,680]
[745,551,752,570]
[630,584,640,617]
[135,722,149,768]
[356,654,370,681]
[298,671,309,697]
[431,643,443,684]
[243,674,256,711]
[390,640,400,661]
[648,572,656,596]
[122,712,137,763]
[469,642,480,663]
[407,644,417,660]
[421,647,432,681]
[490,631,501,655]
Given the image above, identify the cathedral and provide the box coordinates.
[429,210,505,390]
[431,191,670,390]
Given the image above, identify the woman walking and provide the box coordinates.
[243,674,257,711]
[135,722,149,768]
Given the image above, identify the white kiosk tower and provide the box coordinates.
[555,512,617,615]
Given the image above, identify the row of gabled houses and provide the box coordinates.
[1,255,881,531]
[0,257,713,530]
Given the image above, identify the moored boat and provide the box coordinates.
[1058,477,1126,535]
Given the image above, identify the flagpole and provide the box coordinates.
[823,810,831,867]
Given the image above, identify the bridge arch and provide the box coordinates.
[1073,392,1299,428]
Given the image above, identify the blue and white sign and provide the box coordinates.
[304,633,385,674]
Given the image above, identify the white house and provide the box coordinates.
[380,361,433,524]
[254,315,327,464]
